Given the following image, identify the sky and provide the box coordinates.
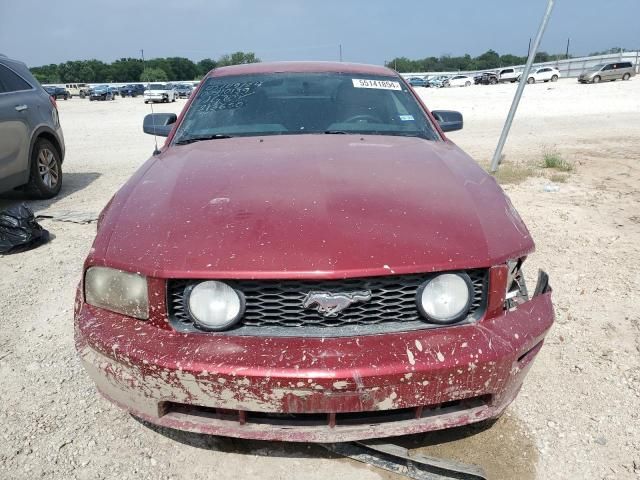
[1,0,638,67]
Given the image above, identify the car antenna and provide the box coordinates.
[142,49,161,156]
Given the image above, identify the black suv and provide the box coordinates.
[44,86,70,100]
[120,84,145,97]
[476,72,499,85]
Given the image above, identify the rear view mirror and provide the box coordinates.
[431,110,463,132]
[143,113,177,137]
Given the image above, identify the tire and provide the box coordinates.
[623,73,631,81]
[593,75,601,84]
[25,139,62,199]
[527,77,535,84]
[551,75,558,82]
[144,100,149,104]
[465,81,471,87]
[171,96,176,102]
[80,91,86,99]
[490,78,497,85]
[89,98,94,101]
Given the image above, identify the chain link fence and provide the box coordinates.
[400,51,640,79]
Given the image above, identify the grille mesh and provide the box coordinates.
[167,270,487,336]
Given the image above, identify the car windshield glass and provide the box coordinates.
[149,84,167,90]
[173,72,439,142]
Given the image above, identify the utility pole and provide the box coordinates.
[339,44,343,62]
[490,0,555,173]
[565,38,570,59]
[527,38,532,58]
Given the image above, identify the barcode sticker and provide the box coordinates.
[352,79,402,90]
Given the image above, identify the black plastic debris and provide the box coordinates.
[0,204,50,254]
[322,441,487,480]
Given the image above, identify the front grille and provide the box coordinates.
[167,270,487,337]
[160,395,490,428]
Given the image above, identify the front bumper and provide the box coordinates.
[75,278,553,442]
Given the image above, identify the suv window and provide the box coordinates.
[0,64,32,93]
[619,62,632,69]
[501,69,513,74]
[602,64,613,71]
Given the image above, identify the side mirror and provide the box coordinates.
[431,110,463,132]
[143,113,177,137]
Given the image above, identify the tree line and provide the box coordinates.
[384,47,632,73]
[30,51,260,84]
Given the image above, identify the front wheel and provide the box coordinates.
[593,75,601,84]
[623,73,631,81]
[465,81,471,87]
[80,91,86,99]
[551,75,558,82]
[527,77,535,84]
[26,139,62,199]
[490,78,497,85]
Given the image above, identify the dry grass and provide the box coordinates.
[486,162,536,185]
[549,173,569,183]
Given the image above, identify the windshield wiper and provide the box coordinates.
[174,134,233,145]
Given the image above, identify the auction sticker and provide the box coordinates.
[352,79,402,90]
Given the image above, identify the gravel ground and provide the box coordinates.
[1,78,639,479]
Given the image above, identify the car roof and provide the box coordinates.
[206,61,397,79]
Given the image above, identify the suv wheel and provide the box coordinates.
[527,77,535,84]
[551,75,558,82]
[623,73,631,81]
[26,139,63,199]
[593,75,601,84]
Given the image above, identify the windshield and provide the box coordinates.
[149,84,168,90]
[589,64,604,71]
[173,72,439,142]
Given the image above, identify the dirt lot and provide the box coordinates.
[1,78,639,479]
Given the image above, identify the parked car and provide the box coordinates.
[44,86,70,100]
[445,75,472,87]
[474,72,492,84]
[174,83,193,98]
[143,83,176,103]
[518,67,560,84]
[65,83,90,98]
[75,61,554,443]
[0,54,65,198]
[476,72,499,85]
[427,75,448,88]
[407,77,428,87]
[120,84,145,97]
[89,85,114,101]
[497,68,519,83]
[578,62,635,84]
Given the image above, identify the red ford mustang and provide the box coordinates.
[74,62,554,442]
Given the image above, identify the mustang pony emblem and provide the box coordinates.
[302,290,372,317]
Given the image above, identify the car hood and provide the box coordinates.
[95,135,533,279]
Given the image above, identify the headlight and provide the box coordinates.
[187,281,244,331]
[416,273,472,324]
[85,267,149,319]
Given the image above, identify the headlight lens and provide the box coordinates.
[187,281,244,331]
[417,273,472,324]
[85,267,149,319]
